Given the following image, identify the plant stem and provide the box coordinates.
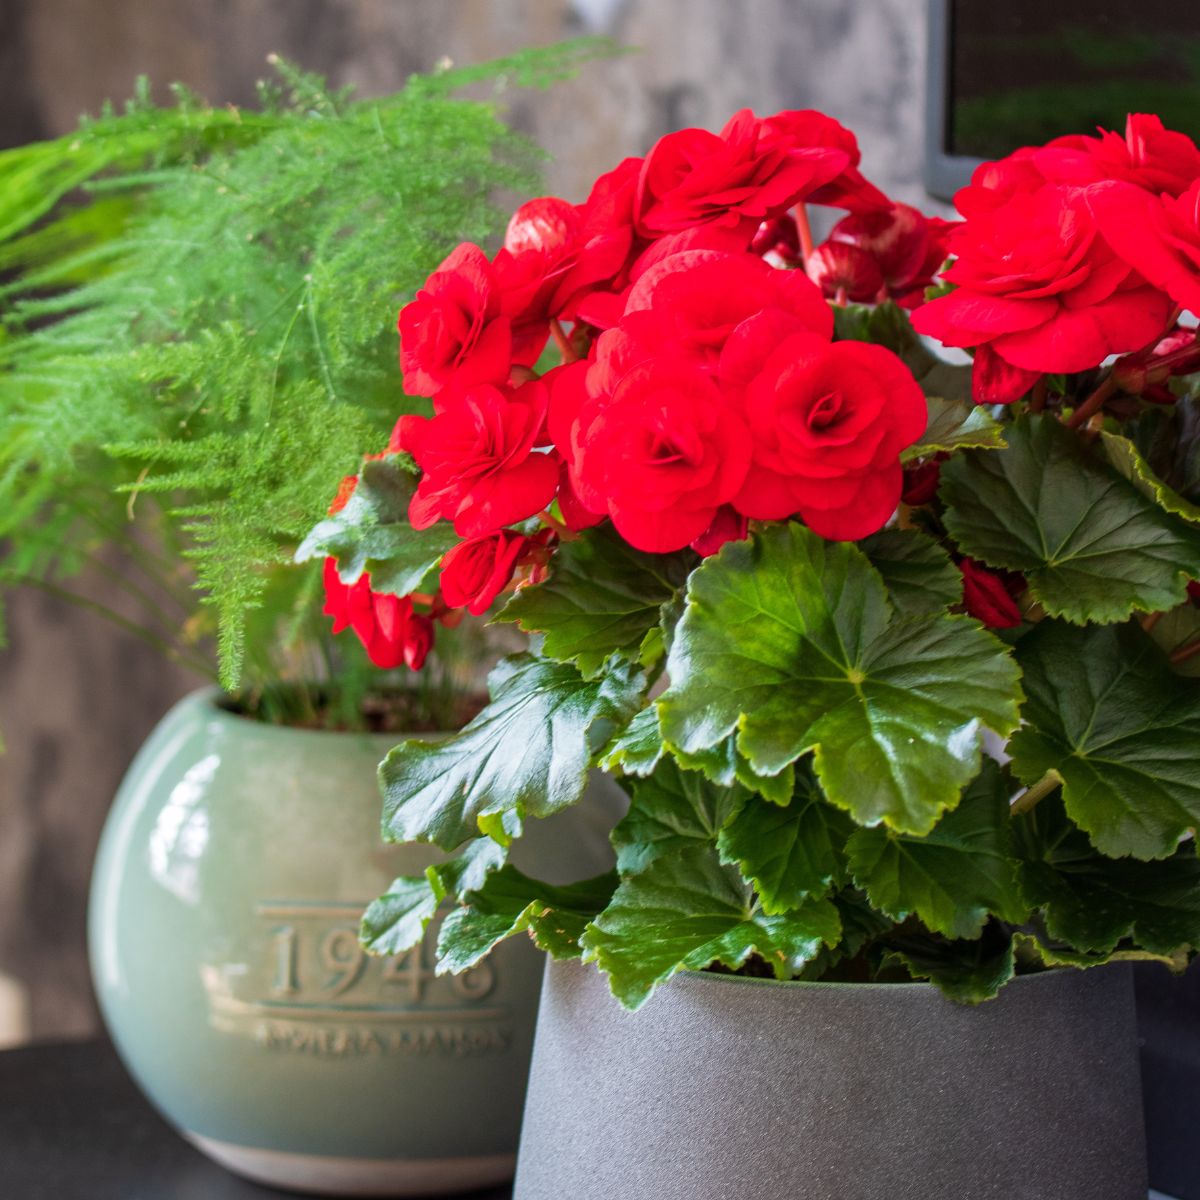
[1142,610,1165,634]
[1010,771,1061,816]
[1171,637,1200,667]
[536,509,577,540]
[1029,378,1048,413]
[793,204,815,261]
[550,318,578,363]
[1065,374,1118,430]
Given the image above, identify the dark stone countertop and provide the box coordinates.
[0,1036,512,1200]
[0,1029,1181,1199]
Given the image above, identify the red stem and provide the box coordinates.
[1065,374,1118,430]
[550,319,578,363]
[793,204,815,261]
[1171,638,1200,667]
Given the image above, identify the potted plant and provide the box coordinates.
[313,106,1200,1198]
[0,44,624,1195]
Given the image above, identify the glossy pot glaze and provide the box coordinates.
[89,688,623,1196]
[514,958,1148,1200]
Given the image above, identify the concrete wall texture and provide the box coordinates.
[0,0,930,1036]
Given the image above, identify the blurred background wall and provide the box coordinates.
[0,0,929,1038]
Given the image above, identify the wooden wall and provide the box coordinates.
[0,0,929,1037]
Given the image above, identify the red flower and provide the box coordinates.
[912,185,1173,375]
[1032,114,1200,200]
[828,204,956,308]
[691,506,749,557]
[758,110,890,212]
[555,358,752,553]
[732,333,927,540]
[954,145,1067,218]
[567,157,645,328]
[901,459,942,507]
[439,531,528,616]
[398,244,521,397]
[971,344,1042,406]
[751,214,803,265]
[496,192,637,329]
[594,249,832,388]
[959,558,1023,629]
[955,116,1200,217]
[635,109,848,239]
[322,559,433,670]
[805,241,884,304]
[1090,179,1200,316]
[396,379,559,537]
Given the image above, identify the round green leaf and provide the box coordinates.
[658,523,1023,835]
[941,415,1200,624]
[381,653,644,850]
[1009,621,1200,860]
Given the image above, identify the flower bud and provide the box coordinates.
[805,241,883,302]
[751,215,802,265]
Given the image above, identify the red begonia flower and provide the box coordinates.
[594,249,832,390]
[805,240,884,303]
[732,333,927,540]
[557,358,752,553]
[322,559,433,670]
[1089,178,1200,316]
[398,243,519,396]
[439,530,528,616]
[912,185,1173,374]
[955,116,1200,217]
[971,344,1043,406]
[691,506,750,557]
[635,109,848,239]
[758,110,891,212]
[396,379,559,538]
[829,204,957,308]
[959,558,1023,629]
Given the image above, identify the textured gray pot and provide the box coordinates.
[513,959,1147,1200]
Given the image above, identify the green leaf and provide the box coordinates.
[658,523,1023,835]
[1128,397,1200,511]
[436,866,618,971]
[902,395,1004,462]
[581,845,841,1009]
[598,705,664,776]
[1009,621,1200,860]
[941,415,1200,623]
[381,653,644,850]
[1012,930,1186,972]
[883,920,1016,1003]
[295,454,457,595]
[498,526,694,678]
[860,528,961,616]
[431,836,508,897]
[716,764,851,912]
[360,875,440,957]
[612,758,748,875]
[1102,431,1200,524]
[846,761,1026,940]
[1015,795,1200,955]
[668,734,795,806]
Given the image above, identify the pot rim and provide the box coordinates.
[640,961,1109,996]
[184,685,455,743]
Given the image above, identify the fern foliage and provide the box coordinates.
[0,42,614,698]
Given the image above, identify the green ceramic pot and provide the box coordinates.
[88,688,623,1196]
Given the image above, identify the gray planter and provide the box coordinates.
[514,958,1147,1200]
